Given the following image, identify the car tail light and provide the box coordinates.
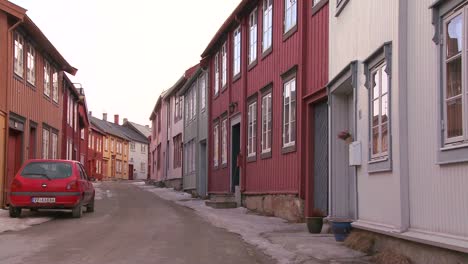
[66,181,79,191]
[11,179,22,191]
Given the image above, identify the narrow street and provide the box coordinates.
[0,182,274,264]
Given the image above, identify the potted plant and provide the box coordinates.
[337,130,353,144]
[329,218,353,242]
[306,208,326,234]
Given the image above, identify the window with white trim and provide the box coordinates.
[214,53,220,95]
[284,0,297,33]
[14,33,24,77]
[42,128,49,159]
[81,128,85,140]
[51,132,58,159]
[222,119,228,165]
[130,142,135,151]
[443,8,468,146]
[233,27,241,76]
[27,44,35,85]
[248,102,257,157]
[141,162,146,173]
[249,9,258,64]
[313,0,322,6]
[44,61,51,97]
[200,73,207,111]
[263,0,273,52]
[67,138,73,160]
[213,123,219,167]
[283,77,296,147]
[104,137,108,151]
[261,92,272,153]
[370,62,389,159]
[222,42,227,87]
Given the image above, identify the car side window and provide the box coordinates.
[77,164,88,181]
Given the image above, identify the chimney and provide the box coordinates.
[114,114,119,125]
[123,118,128,124]
[89,111,92,116]
[103,113,107,121]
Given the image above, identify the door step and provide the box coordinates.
[205,201,238,209]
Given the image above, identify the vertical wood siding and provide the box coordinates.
[406,0,468,238]
[0,12,7,113]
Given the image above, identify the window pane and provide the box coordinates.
[446,57,462,98]
[372,126,380,155]
[372,99,380,127]
[372,72,379,99]
[446,14,463,58]
[381,66,388,95]
[446,98,463,138]
[381,95,388,123]
[381,123,389,153]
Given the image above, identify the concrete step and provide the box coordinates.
[210,194,236,203]
[205,201,238,209]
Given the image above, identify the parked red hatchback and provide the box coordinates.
[9,160,95,218]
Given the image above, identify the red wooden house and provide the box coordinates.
[0,1,77,207]
[87,120,105,180]
[61,75,89,171]
[201,0,328,221]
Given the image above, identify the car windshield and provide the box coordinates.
[21,162,73,179]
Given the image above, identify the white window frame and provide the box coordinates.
[51,133,58,159]
[214,123,219,167]
[283,77,296,148]
[284,0,297,33]
[214,52,220,95]
[261,92,272,153]
[200,73,207,111]
[27,44,36,85]
[263,0,273,52]
[14,33,24,77]
[247,102,257,157]
[249,8,258,64]
[233,27,241,76]
[222,119,228,165]
[370,62,390,160]
[222,42,227,87]
[44,61,51,97]
[42,128,50,159]
[442,8,468,146]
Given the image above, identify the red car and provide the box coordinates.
[8,160,95,218]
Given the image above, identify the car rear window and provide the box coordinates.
[21,162,73,179]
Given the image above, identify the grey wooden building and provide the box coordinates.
[178,66,208,197]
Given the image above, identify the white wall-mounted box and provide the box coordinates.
[349,141,362,166]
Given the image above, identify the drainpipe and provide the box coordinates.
[241,16,248,194]
[3,19,23,207]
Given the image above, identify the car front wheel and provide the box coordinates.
[9,206,21,218]
[72,205,82,218]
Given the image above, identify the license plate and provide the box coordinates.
[31,197,56,203]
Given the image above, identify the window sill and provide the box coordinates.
[13,73,24,82]
[261,151,272,160]
[312,0,328,16]
[335,0,350,17]
[232,73,241,83]
[221,85,228,94]
[26,82,36,91]
[248,60,258,72]
[282,144,296,154]
[437,142,468,165]
[213,92,220,100]
[368,156,392,174]
[261,47,273,60]
[283,24,298,42]
[247,155,256,163]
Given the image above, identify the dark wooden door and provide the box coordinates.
[7,129,23,203]
[313,102,328,215]
[128,164,134,180]
[231,124,240,193]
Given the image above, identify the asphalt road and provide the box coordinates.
[0,182,274,264]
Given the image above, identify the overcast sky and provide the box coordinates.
[10,0,241,126]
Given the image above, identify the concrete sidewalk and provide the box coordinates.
[133,182,373,264]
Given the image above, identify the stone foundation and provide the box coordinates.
[350,229,468,264]
[242,194,304,222]
[164,178,183,191]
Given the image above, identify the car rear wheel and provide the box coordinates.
[9,206,22,218]
[72,205,82,218]
[86,198,95,213]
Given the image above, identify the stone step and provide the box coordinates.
[210,194,236,203]
[205,201,238,209]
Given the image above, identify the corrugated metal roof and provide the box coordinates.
[90,116,128,140]
[120,125,149,144]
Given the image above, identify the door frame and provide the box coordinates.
[230,114,241,193]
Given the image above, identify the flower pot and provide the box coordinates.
[306,217,324,234]
[345,137,353,144]
[330,220,352,242]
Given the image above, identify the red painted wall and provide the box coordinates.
[206,0,329,196]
